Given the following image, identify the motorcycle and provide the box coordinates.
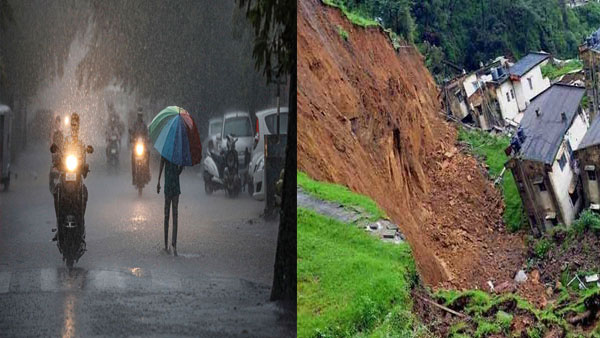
[106,132,120,169]
[203,134,242,197]
[50,142,93,269]
[132,138,150,196]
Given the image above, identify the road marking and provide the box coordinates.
[91,270,126,290]
[151,271,181,290]
[40,268,58,291]
[0,271,11,293]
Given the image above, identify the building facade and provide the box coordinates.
[574,117,600,209]
[506,84,588,235]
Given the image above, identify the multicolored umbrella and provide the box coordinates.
[149,106,202,166]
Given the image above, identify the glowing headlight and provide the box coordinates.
[64,116,70,126]
[135,142,144,156]
[66,155,78,171]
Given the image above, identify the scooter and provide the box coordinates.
[203,134,242,197]
[106,132,120,170]
[132,137,150,196]
[50,142,94,269]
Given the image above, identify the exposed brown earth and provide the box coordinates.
[297,0,527,289]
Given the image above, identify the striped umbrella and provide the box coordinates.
[149,106,202,166]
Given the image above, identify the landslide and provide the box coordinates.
[297,0,526,289]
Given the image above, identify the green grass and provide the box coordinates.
[337,25,349,41]
[457,128,526,232]
[541,60,583,80]
[297,171,386,221]
[298,208,421,337]
[321,0,378,28]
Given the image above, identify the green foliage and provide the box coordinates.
[297,171,387,221]
[541,60,583,80]
[534,238,552,259]
[322,0,379,27]
[457,128,525,232]
[297,208,420,337]
[572,209,600,234]
[337,25,349,41]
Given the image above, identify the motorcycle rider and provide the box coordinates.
[105,103,125,150]
[129,107,150,183]
[50,113,91,240]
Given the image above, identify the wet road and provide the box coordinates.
[0,146,292,337]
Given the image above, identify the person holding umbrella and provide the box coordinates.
[149,106,202,256]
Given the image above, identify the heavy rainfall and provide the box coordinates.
[0,1,294,336]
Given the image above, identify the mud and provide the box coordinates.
[297,0,526,289]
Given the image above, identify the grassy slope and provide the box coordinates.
[541,60,583,80]
[297,172,423,337]
[321,0,378,28]
[458,128,525,232]
[298,171,386,221]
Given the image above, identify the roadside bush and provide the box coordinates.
[337,25,349,41]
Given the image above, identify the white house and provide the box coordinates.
[508,52,551,112]
[507,84,589,234]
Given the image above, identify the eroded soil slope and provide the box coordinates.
[298,0,526,289]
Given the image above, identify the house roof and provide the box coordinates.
[517,84,585,164]
[577,116,600,150]
[508,52,550,77]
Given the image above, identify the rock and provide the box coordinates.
[530,270,540,284]
[546,287,553,297]
[514,270,528,283]
[467,175,472,182]
[555,281,562,290]
[494,280,517,293]
[444,151,454,159]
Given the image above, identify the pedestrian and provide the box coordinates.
[157,156,183,256]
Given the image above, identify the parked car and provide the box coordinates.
[248,107,288,200]
[0,104,12,191]
[203,117,223,157]
[217,111,254,188]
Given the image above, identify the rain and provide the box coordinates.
[0,1,294,336]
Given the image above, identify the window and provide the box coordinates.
[538,182,547,192]
[264,113,289,135]
[589,170,597,181]
[506,92,510,102]
[510,89,515,99]
[528,78,533,90]
[558,153,567,171]
[223,117,253,137]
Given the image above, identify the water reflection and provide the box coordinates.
[61,293,76,338]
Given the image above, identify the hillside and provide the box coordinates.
[298,0,526,289]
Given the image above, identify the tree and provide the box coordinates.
[236,0,296,306]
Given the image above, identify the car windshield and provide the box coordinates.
[223,117,252,137]
[209,121,221,136]
[264,113,288,135]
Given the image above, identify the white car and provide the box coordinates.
[248,107,288,200]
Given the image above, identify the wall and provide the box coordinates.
[495,80,519,121]
[513,64,551,112]
[576,146,600,207]
[463,73,479,98]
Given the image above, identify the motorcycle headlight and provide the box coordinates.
[66,155,78,172]
[135,142,144,156]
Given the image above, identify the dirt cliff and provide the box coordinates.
[298,0,526,289]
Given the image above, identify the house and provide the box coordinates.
[442,53,551,130]
[574,117,600,210]
[506,52,551,113]
[506,84,589,234]
[580,28,600,121]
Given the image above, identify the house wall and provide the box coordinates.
[463,73,479,98]
[576,146,600,207]
[547,113,587,226]
[580,47,600,122]
[495,81,519,121]
[513,64,551,112]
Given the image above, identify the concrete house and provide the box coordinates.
[507,52,551,113]
[574,117,600,210]
[506,84,589,234]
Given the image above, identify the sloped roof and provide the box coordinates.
[577,116,600,150]
[517,84,585,164]
[508,52,550,77]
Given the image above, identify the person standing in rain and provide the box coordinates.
[157,156,183,256]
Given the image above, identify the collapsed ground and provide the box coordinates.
[298,0,525,290]
[298,172,600,337]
